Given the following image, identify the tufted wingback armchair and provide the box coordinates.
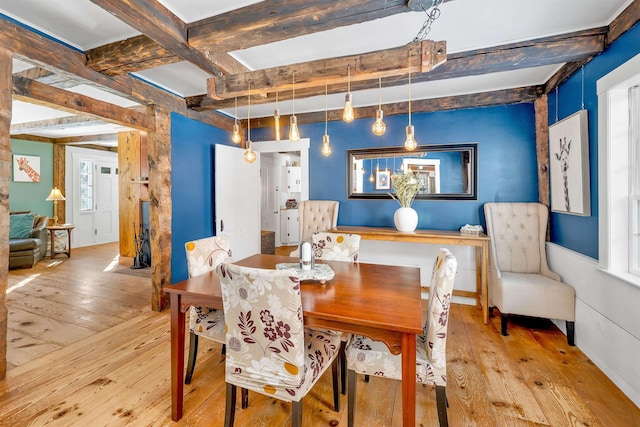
[290,200,339,257]
[345,248,457,427]
[484,202,575,345]
[216,263,341,427]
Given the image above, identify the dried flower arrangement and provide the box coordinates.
[389,169,420,208]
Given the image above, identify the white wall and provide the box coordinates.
[547,242,640,407]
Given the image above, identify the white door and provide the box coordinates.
[260,155,279,232]
[95,160,119,243]
[215,144,261,261]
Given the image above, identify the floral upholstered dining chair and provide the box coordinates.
[311,231,361,262]
[184,235,231,384]
[312,231,361,394]
[345,248,457,427]
[216,262,341,427]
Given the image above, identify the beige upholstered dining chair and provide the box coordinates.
[183,235,249,408]
[216,263,341,427]
[345,248,457,427]
[290,200,339,257]
[484,202,576,345]
[312,231,361,394]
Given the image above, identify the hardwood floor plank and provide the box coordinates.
[1,243,639,426]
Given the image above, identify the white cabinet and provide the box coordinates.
[280,209,299,244]
[283,166,302,193]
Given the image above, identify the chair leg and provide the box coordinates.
[566,320,575,346]
[435,385,449,427]
[340,341,347,394]
[347,369,357,427]
[331,356,340,412]
[241,388,249,409]
[501,314,509,336]
[224,383,236,427]
[292,400,303,427]
[489,306,496,317]
[185,332,198,384]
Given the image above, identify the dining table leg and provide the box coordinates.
[170,292,185,421]
[401,332,416,426]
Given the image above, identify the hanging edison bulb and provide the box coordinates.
[274,91,281,141]
[231,96,241,144]
[404,124,417,151]
[372,77,386,136]
[343,64,354,123]
[321,84,332,157]
[244,139,257,163]
[321,134,332,157]
[404,51,418,151]
[368,159,375,182]
[243,81,257,163]
[289,71,301,141]
[289,115,300,142]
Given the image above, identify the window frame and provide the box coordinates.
[597,53,640,287]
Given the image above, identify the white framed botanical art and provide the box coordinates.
[12,154,41,183]
[549,109,591,216]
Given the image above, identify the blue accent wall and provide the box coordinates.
[548,22,640,259]
[10,138,54,216]
[254,103,539,231]
[171,112,232,282]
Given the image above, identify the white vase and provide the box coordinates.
[394,207,418,232]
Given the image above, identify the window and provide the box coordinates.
[597,53,640,286]
[80,160,94,212]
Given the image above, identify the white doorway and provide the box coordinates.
[65,146,119,248]
[254,139,310,247]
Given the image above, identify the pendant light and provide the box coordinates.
[274,90,281,141]
[289,71,301,142]
[404,51,417,151]
[243,81,257,163]
[371,76,386,136]
[321,84,332,157]
[368,158,374,182]
[343,64,354,123]
[231,96,241,144]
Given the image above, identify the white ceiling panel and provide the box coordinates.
[0,1,138,50]
[158,0,265,23]
[133,61,212,98]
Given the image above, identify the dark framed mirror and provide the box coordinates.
[347,143,477,201]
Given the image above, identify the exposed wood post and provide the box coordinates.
[52,144,66,224]
[0,47,12,379]
[118,130,143,257]
[148,106,171,311]
[535,95,550,207]
[534,94,551,240]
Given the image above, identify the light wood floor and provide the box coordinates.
[1,243,639,426]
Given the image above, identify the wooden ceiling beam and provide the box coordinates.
[248,86,542,127]
[192,28,605,110]
[12,76,154,131]
[10,116,111,134]
[188,0,421,52]
[89,0,222,76]
[209,40,446,100]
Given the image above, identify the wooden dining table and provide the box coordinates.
[164,254,423,426]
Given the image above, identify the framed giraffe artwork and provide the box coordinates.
[13,155,41,183]
[549,109,590,216]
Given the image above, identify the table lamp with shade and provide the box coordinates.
[46,187,65,225]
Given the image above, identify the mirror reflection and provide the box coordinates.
[347,143,477,201]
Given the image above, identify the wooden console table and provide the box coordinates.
[333,226,490,324]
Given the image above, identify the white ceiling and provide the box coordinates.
[1,0,633,143]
